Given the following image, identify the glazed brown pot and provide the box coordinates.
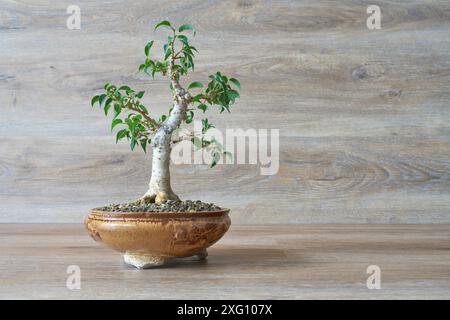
[85,209,231,269]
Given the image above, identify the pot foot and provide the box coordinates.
[192,249,208,261]
[123,252,166,269]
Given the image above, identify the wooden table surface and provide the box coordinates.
[0,224,449,299]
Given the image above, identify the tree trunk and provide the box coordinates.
[142,45,190,204]
[145,138,179,202]
[143,95,188,203]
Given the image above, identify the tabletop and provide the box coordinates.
[0,223,449,299]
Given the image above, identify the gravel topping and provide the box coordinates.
[95,199,222,213]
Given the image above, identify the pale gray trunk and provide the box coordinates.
[143,90,189,203]
[146,138,177,201]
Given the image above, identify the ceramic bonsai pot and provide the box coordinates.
[85,209,231,269]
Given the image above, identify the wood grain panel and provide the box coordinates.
[0,1,449,222]
[0,224,449,299]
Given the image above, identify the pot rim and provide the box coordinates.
[88,208,230,221]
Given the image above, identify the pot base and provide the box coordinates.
[123,249,209,269]
[123,252,166,269]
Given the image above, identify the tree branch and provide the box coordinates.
[127,105,159,129]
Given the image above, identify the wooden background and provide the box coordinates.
[0,0,449,223]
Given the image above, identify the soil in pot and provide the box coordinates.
[94,199,222,213]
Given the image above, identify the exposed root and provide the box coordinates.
[141,191,179,205]
[155,192,169,204]
[140,194,156,205]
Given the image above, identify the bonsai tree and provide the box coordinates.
[90,20,241,205]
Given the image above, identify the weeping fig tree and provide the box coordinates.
[90,20,241,204]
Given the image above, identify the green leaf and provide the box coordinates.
[178,24,196,36]
[220,104,230,113]
[201,118,214,134]
[132,114,142,122]
[154,20,172,31]
[185,110,194,124]
[111,118,122,131]
[125,118,135,131]
[197,104,208,113]
[139,104,148,113]
[104,97,113,115]
[98,94,107,107]
[187,55,194,71]
[202,140,212,148]
[139,64,146,71]
[113,104,122,119]
[104,83,112,90]
[130,138,137,151]
[229,78,241,89]
[145,58,154,67]
[143,67,151,77]
[188,81,203,90]
[182,46,193,56]
[91,95,99,107]
[164,47,172,60]
[136,91,145,99]
[192,136,202,150]
[140,139,148,153]
[192,93,204,102]
[144,40,154,56]
[118,86,131,93]
[211,151,220,168]
[177,35,189,45]
[159,114,167,123]
[116,129,128,143]
[228,89,240,100]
